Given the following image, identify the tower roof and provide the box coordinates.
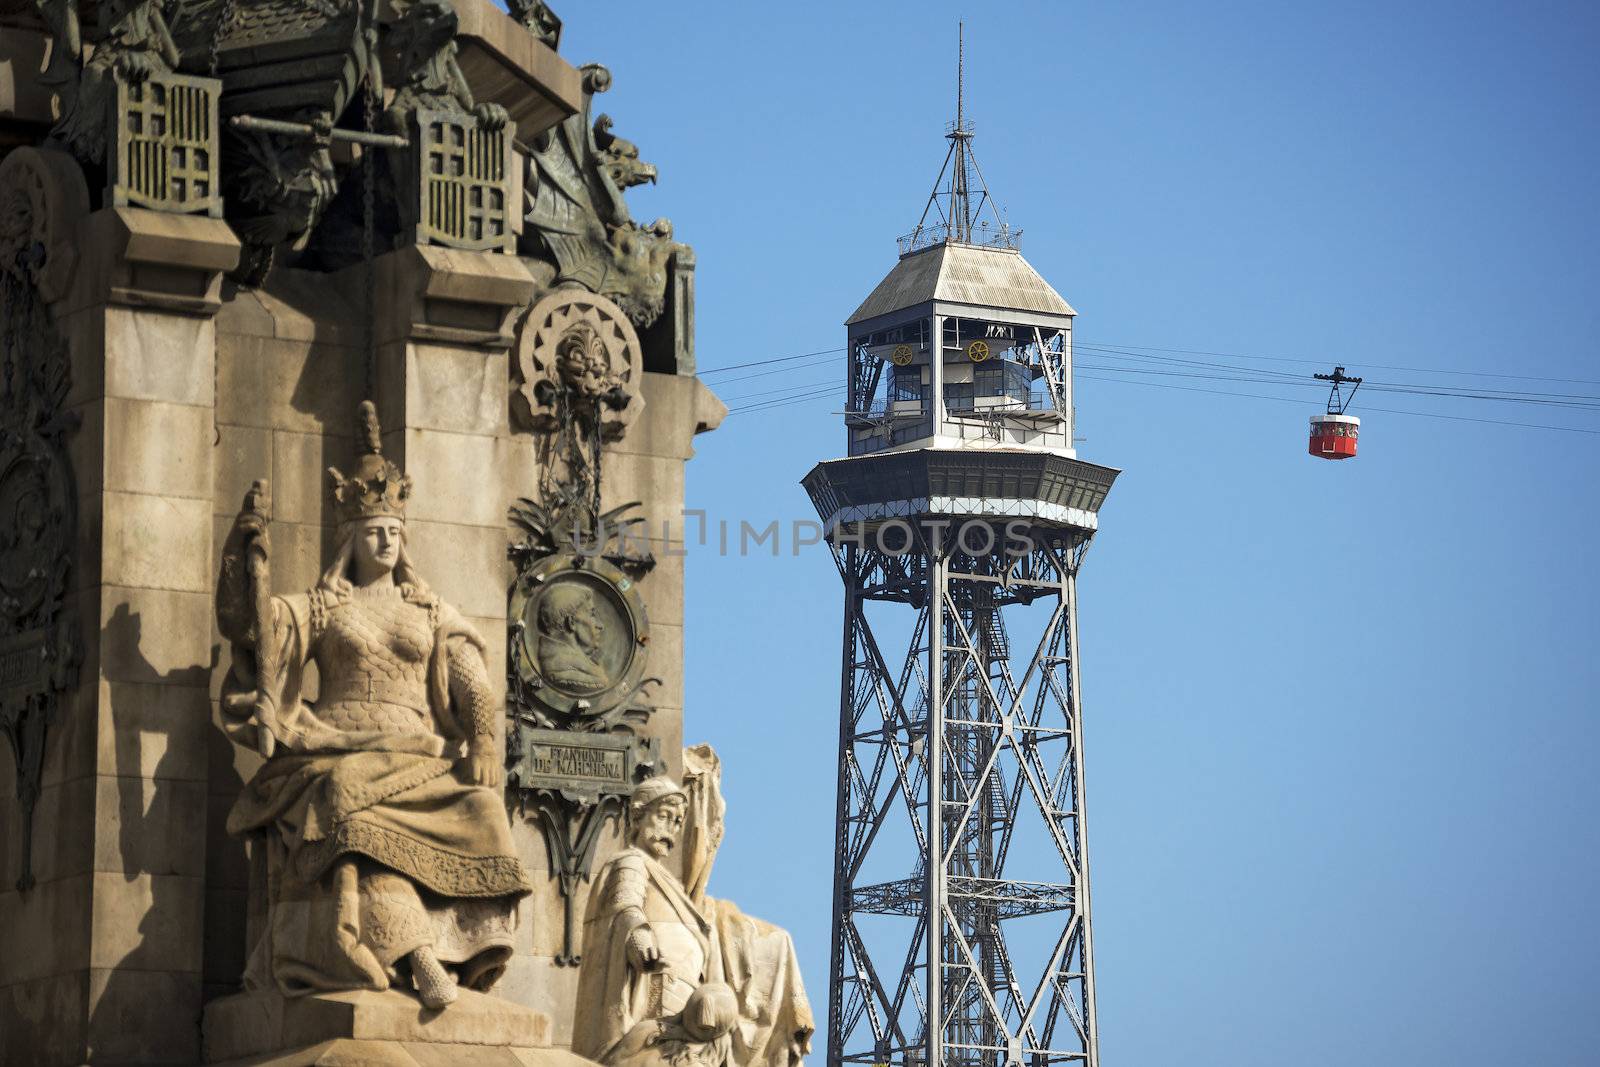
[845,241,1077,326]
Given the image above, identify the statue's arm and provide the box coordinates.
[600,856,659,970]
[449,43,508,131]
[216,483,288,758]
[445,42,475,111]
[448,641,502,787]
[216,540,254,648]
[216,483,274,647]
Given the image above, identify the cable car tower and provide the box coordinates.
[803,27,1120,1067]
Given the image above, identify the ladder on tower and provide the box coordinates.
[979,608,1009,663]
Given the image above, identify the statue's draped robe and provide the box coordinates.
[224,582,535,996]
[575,747,813,1067]
[683,746,814,1067]
[575,846,722,1063]
[707,901,813,1067]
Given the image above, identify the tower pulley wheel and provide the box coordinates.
[891,344,914,366]
[966,339,990,362]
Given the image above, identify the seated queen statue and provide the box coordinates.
[215,401,535,1010]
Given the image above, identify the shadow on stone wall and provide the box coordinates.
[90,603,217,1062]
[203,642,252,1006]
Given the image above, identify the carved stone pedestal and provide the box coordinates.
[201,988,597,1067]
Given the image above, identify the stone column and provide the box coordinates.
[0,197,238,1062]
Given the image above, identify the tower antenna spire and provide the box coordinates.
[900,23,1017,254]
[956,20,964,135]
[951,20,972,243]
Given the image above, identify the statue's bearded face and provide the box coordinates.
[632,796,686,860]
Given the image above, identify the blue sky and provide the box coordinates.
[559,3,1599,1064]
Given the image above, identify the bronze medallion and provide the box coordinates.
[510,553,649,725]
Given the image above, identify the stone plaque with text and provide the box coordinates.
[509,726,655,801]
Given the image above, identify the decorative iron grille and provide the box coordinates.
[109,71,223,217]
[409,109,518,253]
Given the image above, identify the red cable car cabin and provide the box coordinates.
[1308,413,1359,459]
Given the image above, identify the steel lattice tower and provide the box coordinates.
[803,32,1119,1067]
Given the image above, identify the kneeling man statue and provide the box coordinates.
[576,750,813,1067]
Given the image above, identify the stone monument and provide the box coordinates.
[0,0,806,1062]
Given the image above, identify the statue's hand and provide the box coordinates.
[626,925,661,971]
[114,50,159,85]
[218,482,273,648]
[234,482,273,556]
[464,736,501,787]
[308,113,334,150]
[474,102,509,132]
[234,510,270,554]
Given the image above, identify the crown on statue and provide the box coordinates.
[327,401,412,524]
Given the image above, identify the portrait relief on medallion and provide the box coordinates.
[533,575,620,694]
[510,555,650,728]
[514,289,645,439]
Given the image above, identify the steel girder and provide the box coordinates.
[826,532,1100,1067]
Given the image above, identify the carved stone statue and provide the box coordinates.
[44,0,180,166]
[556,322,627,404]
[515,289,644,443]
[521,64,681,329]
[506,0,562,48]
[575,756,813,1067]
[574,778,731,1065]
[681,746,815,1067]
[384,0,509,134]
[215,401,535,1010]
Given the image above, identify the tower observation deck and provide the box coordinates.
[802,27,1119,1067]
